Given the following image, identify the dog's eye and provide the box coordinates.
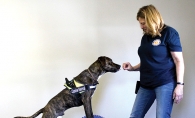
[108,62,112,65]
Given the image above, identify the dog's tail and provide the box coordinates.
[14,108,43,118]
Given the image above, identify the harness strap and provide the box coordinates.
[64,78,96,94]
[70,85,96,94]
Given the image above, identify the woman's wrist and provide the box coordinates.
[129,66,137,71]
[177,82,184,85]
[127,64,140,71]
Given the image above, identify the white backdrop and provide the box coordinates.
[0,0,194,118]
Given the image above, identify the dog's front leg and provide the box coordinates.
[82,93,93,118]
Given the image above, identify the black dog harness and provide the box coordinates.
[64,79,97,94]
[64,58,105,94]
[70,84,96,94]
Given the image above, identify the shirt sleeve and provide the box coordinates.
[167,29,182,52]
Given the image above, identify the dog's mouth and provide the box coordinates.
[107,64,121,72]
[116,64,121,71]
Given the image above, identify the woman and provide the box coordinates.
[122,5,184,118]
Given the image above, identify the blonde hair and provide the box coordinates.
[137,5,164,37]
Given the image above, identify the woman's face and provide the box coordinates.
[138,17,148,33]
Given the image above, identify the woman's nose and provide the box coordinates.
[140,25,144,29]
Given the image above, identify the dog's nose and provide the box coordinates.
[117,65,121,70]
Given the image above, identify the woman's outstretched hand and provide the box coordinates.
[122,62,134,71]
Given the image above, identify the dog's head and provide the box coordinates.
[98,56,121,72]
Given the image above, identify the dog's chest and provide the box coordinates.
[97,75,103,81]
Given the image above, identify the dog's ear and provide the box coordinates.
[98,56,111,62]
[98,56,105,62]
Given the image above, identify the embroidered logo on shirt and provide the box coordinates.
[152,39,161,46]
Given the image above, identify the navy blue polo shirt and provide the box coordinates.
[138,25,182,88]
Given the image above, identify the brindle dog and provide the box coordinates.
[15,56,121,118]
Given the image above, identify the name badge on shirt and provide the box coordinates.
[152,39,161,46]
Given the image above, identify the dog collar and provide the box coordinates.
[87,69,99,85]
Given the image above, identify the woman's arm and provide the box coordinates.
[170,51,185,104]
[131,63,140,71]
[171,52,185,83]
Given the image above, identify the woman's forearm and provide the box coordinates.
[171,52,185,83]
[132,63,140,71]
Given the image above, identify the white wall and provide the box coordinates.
[0,0,194,118]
